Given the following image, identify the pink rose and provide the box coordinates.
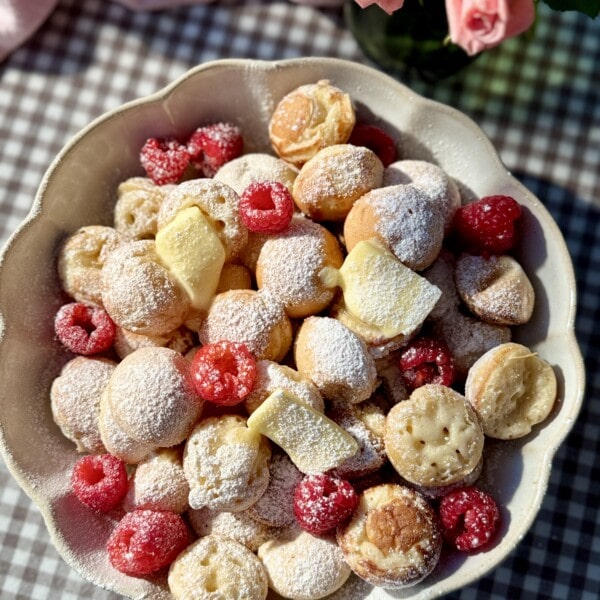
[445,0,535,56]
[354,0,406,15]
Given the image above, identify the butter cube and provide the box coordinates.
[156,206,225,311]
[337,240,441,338]
[247,388,358,474]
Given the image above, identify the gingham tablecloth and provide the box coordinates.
[1,1,599,598]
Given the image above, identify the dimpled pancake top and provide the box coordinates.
[113,176,176,240]
[198,288,292,362]
[157,178,247,261]
[214,152,299,195]
[106,347,202,448]
[51,356,116,454]
[244,359,324,415]
[183,415,271,512]
[383,160,461,234]
[101,240,190,336]
[256,216,344,318]
[294,316,378,405]
[384,384,484,488]
[168,535,268,600]
[465,342,557,439]
[188,506,279,553]
[269,79,356,167]
[343,184,445,271]
[58,225,123,307]
[258,526,351,599]
[292,144,384,221]
[337,484,442,589]
[454,253,535,325]
[122,448,190,514]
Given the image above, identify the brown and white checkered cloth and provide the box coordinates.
[1,1,599,598]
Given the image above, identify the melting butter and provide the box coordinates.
[155,206,225,311]
[334,240,441,338]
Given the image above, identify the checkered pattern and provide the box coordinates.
[1,1,599,598]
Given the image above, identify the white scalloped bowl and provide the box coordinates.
[0,58,585,599]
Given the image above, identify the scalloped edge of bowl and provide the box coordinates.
[0,57,586,600]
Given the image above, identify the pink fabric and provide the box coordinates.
[289,0,344,6]
[0,0,350,62]
[0,0,217,62]
[445,0,535,56]
[116,0,215,9]
[353,0,405,15]
[0,0,58,62]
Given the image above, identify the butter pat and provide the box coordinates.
[336,240,441,338]
[156,206,225,311]
[247,388,358,474]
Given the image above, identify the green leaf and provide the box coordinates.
[542,0,600,18]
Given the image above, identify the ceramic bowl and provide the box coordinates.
[0,58,585,599]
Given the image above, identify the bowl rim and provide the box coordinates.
[0,57,587,598]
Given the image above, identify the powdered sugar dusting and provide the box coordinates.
[198,288,290,361]
[297,317,378,404]
[370,184,445,271]
[122,450,189,513]
[214,152,298,195]
[51,356,116,454]
[183,415,270,512]
[245,359,324,414]
[188,506,278,552]
[383,159,461,232]
[257,216,341,317]
[248,451,302,527]
[106,347,202,447]
[258,527,351,599]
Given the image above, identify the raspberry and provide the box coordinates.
[54,302,115,355]
[439,487,500,552]
[107,509,188,576]
[452,195,522,256]
[398,337,455,392]
[293,473,358,535]
[139,137,190,185]
[71,454,127,512]
[348,123,397,167]
[190,340,256,406]
[187,122,243,177]
[239,181,294,234]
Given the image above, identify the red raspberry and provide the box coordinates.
[190,340,256,406]
[71,454,127,512]
[398,337,455,392]
[239,181,294,234]
[439,487,500,552]
[293,473,358,535]
[187,122,243,177]
[139,137,190,185]
[348,123,397,167]
[452,195,522,256]
[54,302,115,355]
[107,509,188,576]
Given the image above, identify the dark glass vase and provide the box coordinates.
[344,0,478,82]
